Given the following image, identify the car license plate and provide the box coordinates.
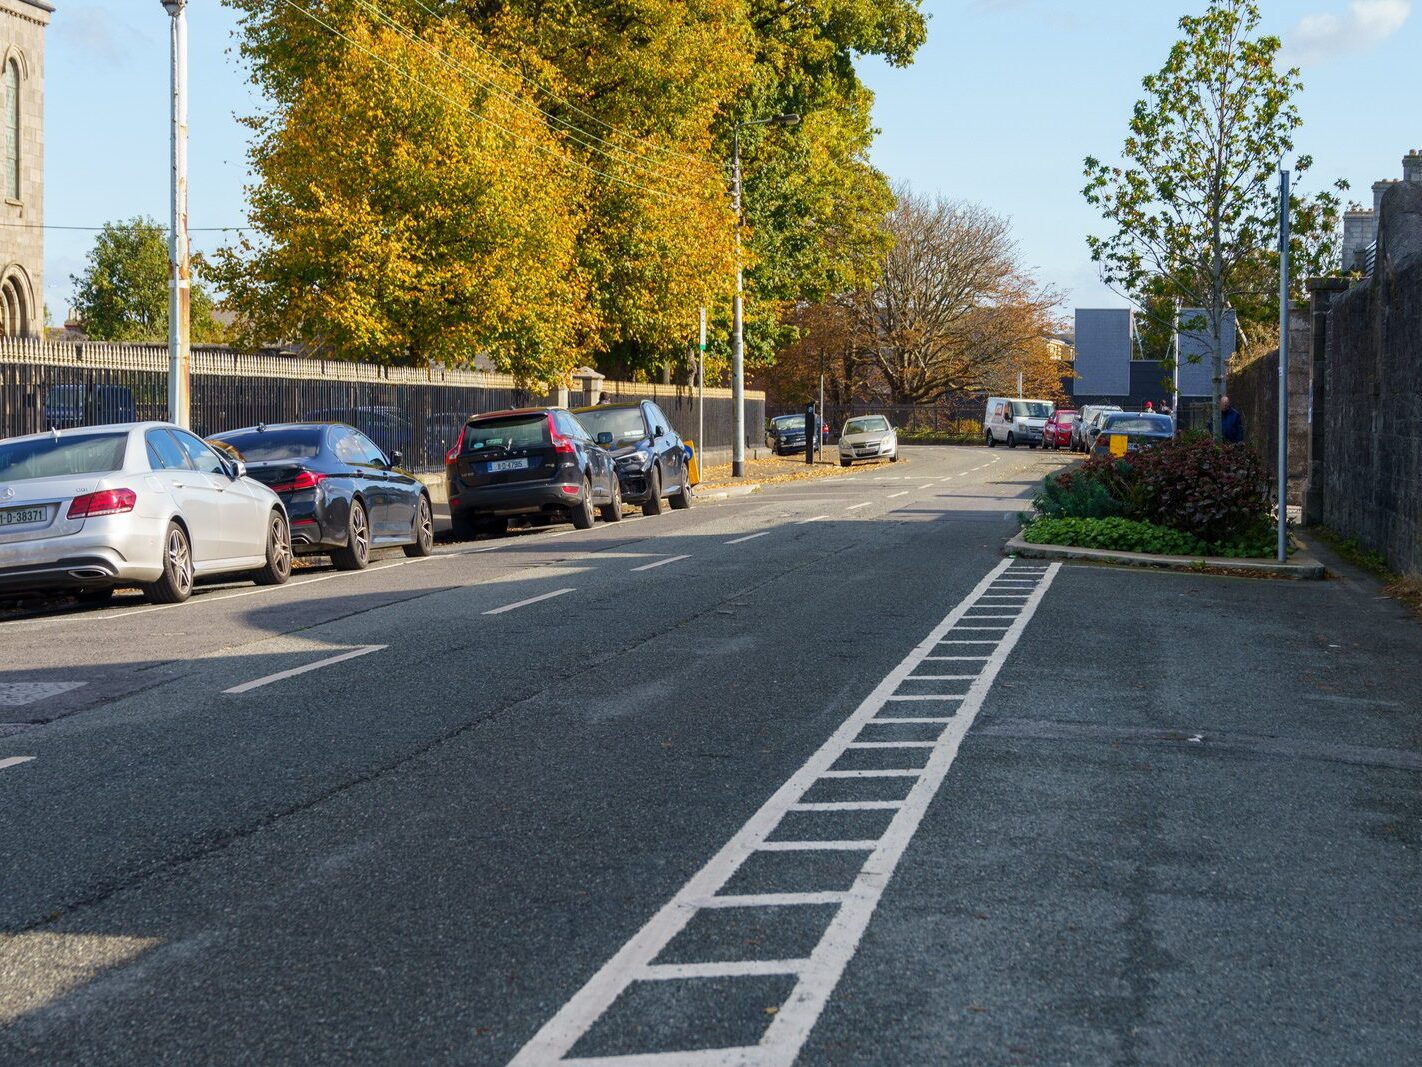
[487,458,530,473]
[0,505,46,527]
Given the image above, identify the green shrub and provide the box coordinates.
[1128,438,1271,543]
[1033,470,1124,519]
[1023,516,1207,555]
[1022,516,1277,558]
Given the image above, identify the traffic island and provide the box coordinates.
[1005,530,1326,579]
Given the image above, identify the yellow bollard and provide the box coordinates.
[685,440,701,486]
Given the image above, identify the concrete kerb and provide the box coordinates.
[695,483,763,501]
[1004,531,1326,580]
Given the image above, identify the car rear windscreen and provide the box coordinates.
[214,427,324,461]
[1103,415,1173,433]
[0,432,129,481]
[465,414,549,452]
[573,407,646,445]
[845,417,889,434]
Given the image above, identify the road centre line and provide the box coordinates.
[511,558,1059,1067]
[631,555,690,572]
[223,644,387,695]
[724,531,770,545]
[0,756,36,772]
[483,588,576,615]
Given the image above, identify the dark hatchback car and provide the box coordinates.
[571,401,692,515]
[210,423,434,569]
[766,414,809,455]
[1090,412,1176,457]
[445,408,621,537]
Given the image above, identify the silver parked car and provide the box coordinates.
[0,422,292,604]
[839,415,898,467]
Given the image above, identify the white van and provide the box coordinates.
[984,397,1052,448]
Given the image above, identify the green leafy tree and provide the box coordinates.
[1083,0,1338,438]
[71,218,225,343]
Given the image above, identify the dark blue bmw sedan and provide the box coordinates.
[210,422,434,570]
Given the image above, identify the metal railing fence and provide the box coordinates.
[0,340,764,472]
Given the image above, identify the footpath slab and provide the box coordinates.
[1005,531,1325,579]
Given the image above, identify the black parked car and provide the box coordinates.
[445,408,621,538]
[765,413,809,455]
[210,423,434,569]
[571,401,692,515]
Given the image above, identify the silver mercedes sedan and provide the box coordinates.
[0,422,292,604]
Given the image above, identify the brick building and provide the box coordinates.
[0,0,48,337]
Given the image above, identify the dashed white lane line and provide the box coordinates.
[919,483,934,490]
[509,558,1059,1067]
[223,644,387,695]
[483,588,576,615]
[795,515,831,525]
[631,555,691,572]
[846,502,872,512]
[887,491,909,499]
[724,532,770,545]
[0,756,36,773]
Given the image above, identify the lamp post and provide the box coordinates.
[161,0,191,428]
[731,112,799,477]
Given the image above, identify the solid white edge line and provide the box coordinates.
[223,644,387,695]
[0,755,36,771]
[631,554,691,572]
[483,588,576,615]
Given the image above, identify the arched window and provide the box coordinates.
[4,60,18,201]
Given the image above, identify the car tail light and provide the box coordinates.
[68,488,137,519]
[560,484,579,494]
[548,414,576,455]
[445,425,467,465]
[271,470,327,493]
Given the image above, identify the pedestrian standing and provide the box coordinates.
[1220,395,1244,443]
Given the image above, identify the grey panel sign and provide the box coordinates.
[1072,309,1132,396]
[1176,309,1236,397]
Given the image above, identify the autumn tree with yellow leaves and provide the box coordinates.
[220,0,924,386]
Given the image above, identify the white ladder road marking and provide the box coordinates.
[0,756,36,773]
[222,645,388,695]
[632,555,691,572]
[508,558,1059,1066]
[724,532,770,545]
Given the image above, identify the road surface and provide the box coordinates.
[2,446,1419,1064]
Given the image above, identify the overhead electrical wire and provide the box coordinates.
[278,0,702,203]
[355,0,709,189]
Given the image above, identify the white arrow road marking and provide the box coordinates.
[223,645,388,695]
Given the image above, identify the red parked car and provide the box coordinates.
[1043,409,1077,450]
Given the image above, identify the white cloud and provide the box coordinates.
[1286,0,1412,66]
[53,5,152,68]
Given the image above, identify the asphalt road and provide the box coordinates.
[1,445,1419,1065]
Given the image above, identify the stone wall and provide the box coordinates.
[0,0,47,336]
[1322,182,1422,575]
[1228,308,1311,504]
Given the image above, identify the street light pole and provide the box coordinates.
[731,127,745,477]
[162,0,191,428]
[729,112,799,478]
[1276,168,1291,563]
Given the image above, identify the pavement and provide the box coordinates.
[1,445,1419,1064]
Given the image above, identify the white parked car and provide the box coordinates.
[838,415,898,466]
[0,422,292,605]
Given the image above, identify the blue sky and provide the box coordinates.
[41,0,1418,322]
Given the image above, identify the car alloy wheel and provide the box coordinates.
[405,495,435,557]
[145,522,194,604]
[254,511,293,585]
[332,500,371,570]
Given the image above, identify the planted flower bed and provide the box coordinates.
[1020,436,1281,559]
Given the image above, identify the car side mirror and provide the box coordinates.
[389,451,404,468]
[231,459,247,480]
[654,426,666,439]
[596,431,614,447]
